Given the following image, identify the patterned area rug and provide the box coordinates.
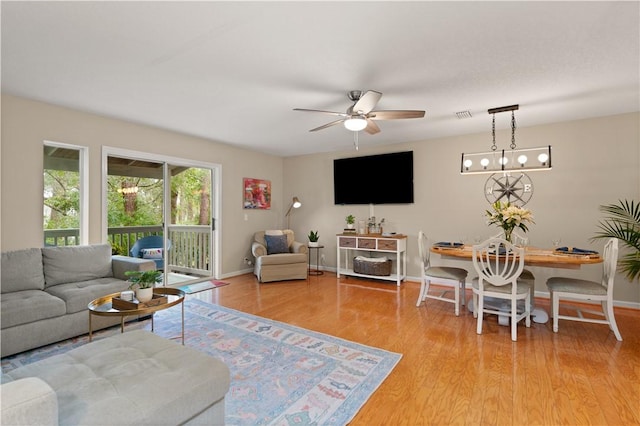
[177,279,230,294]
[2,299,402,425]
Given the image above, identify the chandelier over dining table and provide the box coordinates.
[460,104,552,174]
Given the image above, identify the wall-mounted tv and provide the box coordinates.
[334,151,414,205]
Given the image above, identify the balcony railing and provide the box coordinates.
[44,225,211,277]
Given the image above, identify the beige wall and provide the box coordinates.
[1,94,283,276]
[284,112,640,306]
[2,94,639,305]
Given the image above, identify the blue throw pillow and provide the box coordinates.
[265,234,289,254]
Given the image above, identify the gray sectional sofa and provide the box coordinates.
[1,330,230,425]
[1,244,155,357]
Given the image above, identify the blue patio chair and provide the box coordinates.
[130,235,171,269]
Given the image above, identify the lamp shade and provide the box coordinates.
[292,196,301,209]
[343,117,367,132]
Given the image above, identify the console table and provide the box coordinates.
[336,234,407,286]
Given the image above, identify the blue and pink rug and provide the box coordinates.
[2,299,402,425]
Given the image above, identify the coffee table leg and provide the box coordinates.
[120,316,124,333]
[151,314,155,333]
[181,302,185,345]
[89,312,93,342]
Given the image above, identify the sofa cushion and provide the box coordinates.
[45,278,131,314]
[2,330,230,426]
[257,252,307,266]
[42,244,113,287]
[1,290,66,328]
[1,248,46,293]
[264,234,290,254]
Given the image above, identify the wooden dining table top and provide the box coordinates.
[431,244,603,269]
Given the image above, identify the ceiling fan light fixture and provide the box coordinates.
[343,116,367,132]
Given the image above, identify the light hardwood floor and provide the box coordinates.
[190,272,640,425]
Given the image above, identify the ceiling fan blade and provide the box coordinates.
[293,108,348,117]
[309,119,345,132]
[352,90,382,114]
[369,110,426,120]
[364,119,381,135]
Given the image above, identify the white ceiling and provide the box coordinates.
[2,1,639,157]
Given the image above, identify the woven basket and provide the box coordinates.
[353,257,391,276]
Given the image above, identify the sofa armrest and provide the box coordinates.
[1,377,59,426]
[291,241,308,254]
[252,242,267,258]
[111,255,156,281]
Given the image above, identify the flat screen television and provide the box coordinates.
[334,151,414,205]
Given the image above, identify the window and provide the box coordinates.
[43,142,88,246]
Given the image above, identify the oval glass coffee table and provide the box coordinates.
[88,287,185,344]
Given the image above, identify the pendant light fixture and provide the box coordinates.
[460,105,552,174]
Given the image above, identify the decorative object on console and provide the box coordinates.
[125,269,162,302]
[243,177,271,209]
[461,104,552,174]
[353,256,392,276]
[367,216,385,234]
[285,196,302,228]
[308,230,320,247]
[485,201,534,243]
[346,214,356,228]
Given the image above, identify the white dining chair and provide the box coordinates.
[492,230,536,306]
[472,238,531,341]
[546,238,622,341]
[416,231,468,316]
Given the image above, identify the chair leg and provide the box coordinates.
[472,291,478,319]
[453,281,460,316]
[415,277,426,307]
[511,298,518,342]
[476,294,484,335]
[552,292,559,333]
[603,300,623,341]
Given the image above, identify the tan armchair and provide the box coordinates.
[252,230,308,283]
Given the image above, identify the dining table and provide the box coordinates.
[431,244,603,269]
[430,243,603,323]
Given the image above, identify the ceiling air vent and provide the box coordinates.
[456,110,473,119]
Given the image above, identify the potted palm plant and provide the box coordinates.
[592,199,640,281]
[125,270,162,302]
[308,230,320,247]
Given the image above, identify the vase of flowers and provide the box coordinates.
[485,201,534,243]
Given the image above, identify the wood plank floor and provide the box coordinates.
[189,272,640,425]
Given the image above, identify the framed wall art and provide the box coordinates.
[243,178,271,209]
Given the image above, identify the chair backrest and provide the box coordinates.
[417,231,431,269]
[254,230,295,249]
[602,238,619,293]
[472,238,524,288]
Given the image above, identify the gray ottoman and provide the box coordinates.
[1,330,230,425]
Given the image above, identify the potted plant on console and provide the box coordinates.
[345,214,356,229]
[308,230,320,247]
[125,270,162,302]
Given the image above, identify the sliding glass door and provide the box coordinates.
[103,148,219,286]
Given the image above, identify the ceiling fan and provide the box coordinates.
[293,90,425,135]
